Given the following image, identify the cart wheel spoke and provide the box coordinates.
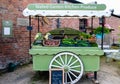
[65,54,67,65]
[67,72,73,83]
[67,56,73,65]
[69,60,78,67]
[69,69,81,73]
[69,71,78,78]
[51,64,62,68]
[70,65,81,69]
[49,51,84,84]
[54,59,63,66]
[59,55,65,65]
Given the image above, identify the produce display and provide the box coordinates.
[33,28,98,47]
[43,40,60,46]
[33,33,43,45]
[60,38,97,47]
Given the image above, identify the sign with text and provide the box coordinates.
[2,20,13,37]
[49,68,64,84]
[17,18,29,26]
[28,4,106,10]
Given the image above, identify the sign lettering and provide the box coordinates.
[28,4,106,10]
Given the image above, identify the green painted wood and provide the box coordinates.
[33,55,54,71]
[29,46,104,56]
[30,46,103,72]
[28,4,106,10]
[32,55,100,71]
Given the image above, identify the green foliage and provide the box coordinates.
[61,38,94,47]
[75,40,90,47]
[48,27,97,47]
[89,42,98,47]
[61,38,76,46]
[34,33,43,40]
[33,33,43,45]
[49,27,81,35]
[93,26,110,34]
[61,38,98,47]
[49,27,92,39]
[79,32,92,39]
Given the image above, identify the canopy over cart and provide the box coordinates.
[23,4,110,17]
[23,3,111,84]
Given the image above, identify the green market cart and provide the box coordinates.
[23,3,111,84]
[29,46,104,84]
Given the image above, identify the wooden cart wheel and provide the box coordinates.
[49,51,84,84]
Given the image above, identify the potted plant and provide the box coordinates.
[94,26,110,39]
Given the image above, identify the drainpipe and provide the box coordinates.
[57,0,60,28]
[38,16,40,32]
[29,16,32,49]
[101,16,105,50]
[57,19,60,28]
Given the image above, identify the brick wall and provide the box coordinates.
[0,0,51,64]
[106,16,120,43]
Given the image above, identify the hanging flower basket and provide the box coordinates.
[96,33,105,39]
[94,26,110,34]
[94,26,110,39]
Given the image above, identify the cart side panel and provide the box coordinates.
[33,55,54,71]
[81,55,100,71]
[32,55,100,72]
[30,47,104,56]
[30,46,103,71]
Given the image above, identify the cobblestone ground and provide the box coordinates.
[0,57,120,84]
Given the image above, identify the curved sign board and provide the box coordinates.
[28,4,106,10]
[23,4,111,17]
